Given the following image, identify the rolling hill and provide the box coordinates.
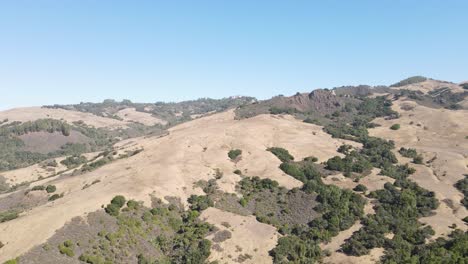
[0,77,467,264]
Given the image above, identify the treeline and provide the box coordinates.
[0,119,71,136]
[454,175,468,209]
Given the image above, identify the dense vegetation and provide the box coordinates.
[309,96,447,262]
[0,119,115,173]
[270,157,366,263]
[0,119,71,137]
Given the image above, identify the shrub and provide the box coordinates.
[398,147,418,158]
[0,210,19,223]
[105,203,121,216]
[270,235,322,263]
[267,147,294,162]
[228,149,242,160]
[46,185,56,193]
[0,241,4,248]
[110,195,126,208]
[48,193,63,201]
[44,160,58,167]
[239,197,248,207]
[303,156,318,162]
[353,184,368,192]
[127,199,140,210]
[188,195,213,211]
[60,155,87,168]
[79,254,106,264]
[454,175,468,209]
[3,259,18,264]
[31,185,45,191]
[58,241,74,257]
[413,155,423,164]
[233,169,242,175]
[390,124,400,130]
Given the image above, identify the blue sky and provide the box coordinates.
[1,1,467,109]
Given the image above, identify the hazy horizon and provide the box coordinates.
[1,1,467,110]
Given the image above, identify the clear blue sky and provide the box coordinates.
[1,1,467,109]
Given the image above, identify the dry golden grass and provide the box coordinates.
[0,106,129,128]
[0,110,355,262]
[116,107,168,126]
[201,207,279,264]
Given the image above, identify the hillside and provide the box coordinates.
[0,77,467,264]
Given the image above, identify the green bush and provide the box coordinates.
[188,195,213,211]
[303,156,318,162]
[58,241,75,257]
[228,149,242,160]
[271,235,322,263]
[239,197,248,207]
[454,175,468,209]
[79,254,106,264]
[267,147,294,162]
[353,184,368,192]
[390,124,400,130]
[31,185,45,191]
[105,203,121,216]
[46,185,56,193]
[0,210,19,223]
[110,195,126,208]
[413,155,423,164]
[233,169,242,175]
[126,199,140,210]
[3,259,18,264]
[48,193,63,201]
[398,147,418,158]
[60,155,87,168]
